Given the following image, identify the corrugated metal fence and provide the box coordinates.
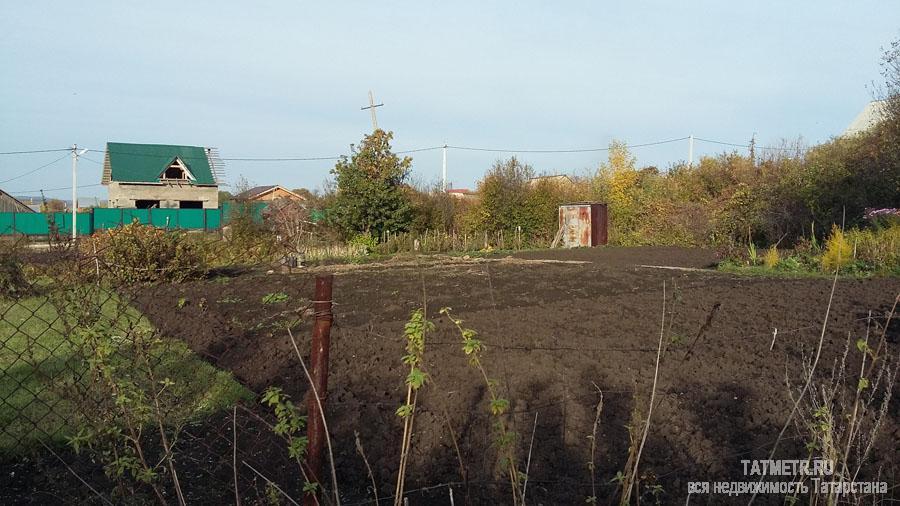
[0,203,267,236]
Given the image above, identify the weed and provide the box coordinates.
[747,241,759,266]
[217,296,243,304]
[264,481,281,505]
[763,245,779,268]
[261,387,308,461]
[176,297,188,308]
[586,384,604,504]
[441,307,524,505]
[262,292,290,304]
[786,306,898,505]
[394,308,433,505]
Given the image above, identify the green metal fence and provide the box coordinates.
[0,203,267,236]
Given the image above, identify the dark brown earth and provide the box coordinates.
[5,246,900,504]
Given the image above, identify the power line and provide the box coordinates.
[10,183,103,195]
[447,136,691,153]
[693,137,801,151]
[0,153,71,185]
[79,155,102,164]
[396,146,444,154]
[13,135,803,167]
[222,155,342,162]
[0,148,72,155]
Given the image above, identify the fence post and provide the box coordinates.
[304,274,333,505]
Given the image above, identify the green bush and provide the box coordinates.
[88,222,207,283]
[349,232,378,254]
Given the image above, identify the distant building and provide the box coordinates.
[102,142,225,209]
[234,185,306,203]
[0,189,36,213]
[843,100,886,136]
[447,188,477,200]
[528,174,575,188]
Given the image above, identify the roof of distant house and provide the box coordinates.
[0,188,36,213]
[528,174,574,185]
[234,185,306,201]
[447,188,475,194]
[102,142,219,185]
[844,100,886,136]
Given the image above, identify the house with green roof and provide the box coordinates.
[101,142,225,209]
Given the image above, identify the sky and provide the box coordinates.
[1,1,898,201]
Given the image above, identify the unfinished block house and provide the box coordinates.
[102,142,225,209]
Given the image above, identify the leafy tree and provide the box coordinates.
[473,157,535,232]
[328,130,413,237]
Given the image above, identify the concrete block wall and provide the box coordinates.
[107,182,219,209]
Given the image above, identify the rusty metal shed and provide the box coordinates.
[557,203,607,247]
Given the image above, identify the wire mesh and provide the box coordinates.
[0,232,317,504]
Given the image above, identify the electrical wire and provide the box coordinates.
[396,146,444,154]
[77,155,103,165]
[447,136,690,153]
[17,134,802,166]
[222,155,342,162]
[0,148,72,155]
[693,136,802,151]
[10,183,103,195]
[0,154,71,185]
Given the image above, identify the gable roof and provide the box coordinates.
[843,100,886,136]
[0,189,36,213]
[528,174,574,186]
[234,185,306,201]
[102,142,218,185]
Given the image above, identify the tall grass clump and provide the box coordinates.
[845,223,900,273]
[763,245,780,269]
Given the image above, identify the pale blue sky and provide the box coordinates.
[1,1,898,200]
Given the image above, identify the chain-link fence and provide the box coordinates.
[0,233,324,505]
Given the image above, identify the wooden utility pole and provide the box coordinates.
[442,145,448,192]
[749,132,757,167]
[360,90,383,131]
[688,135,694,167]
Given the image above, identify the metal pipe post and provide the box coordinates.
[304,274,334,505]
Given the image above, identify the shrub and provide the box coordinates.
[89,222,207,283]
[821,226,853,273]
[263,197,313,254]
[845,223,900,273]
[349,232,378,254]
[0,240,30,298]
[775,255,803,272]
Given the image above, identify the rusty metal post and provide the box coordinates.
[304,274,333,505]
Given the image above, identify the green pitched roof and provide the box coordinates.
[105,142,217,185]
